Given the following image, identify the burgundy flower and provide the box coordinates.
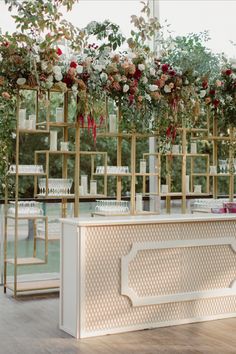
[166,125,172,138]
[213,98,220,108]
[209,89,216,96]
[56,48,62,56]
[63,75,74,87]
[225,69,232,76]
[202,81,208,89]
[129,94,135,104]
[169,70,176,77]
[70,61,77,69]
[3,41,9,47]
[161,64,169,73]
[133,68,142,80]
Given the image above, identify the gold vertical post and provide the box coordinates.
[74,120,80,217]
[117,103,122,200]
[229,127,234,201]
[181,127,187,213]
[212,114,218,198]
[130,133,136,215]
[4,168,9,293]
[13,91,21,297]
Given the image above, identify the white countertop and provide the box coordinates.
[60,213,236,227]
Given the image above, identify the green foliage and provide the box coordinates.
[162,32,222,82]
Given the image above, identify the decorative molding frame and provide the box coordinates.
[121,237,236,307]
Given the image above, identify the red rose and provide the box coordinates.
[56,48,62,56]
[225,69,232,76]
[129,94,135,104]
[202,81,208,89]
[70,61,77,68]
[133,68,142,80]
[3,41,9,47]
[213,99,220,108]
[209,89,215,96]
[161,64,169,73]
[63,75,74,87]
[169,70,176,77]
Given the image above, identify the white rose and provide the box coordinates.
[150,67,156,76]
[199,90,206,98]
[35,55,40,63]
[94,64,103,72]
[53,66,61,75]
[16,78,26,86]
[76,65,84,74]
[47,75,53,83]
[100,72,108,82]
[149,84,158,92]
[45,80,53,89]
[145,93,151,102]
[138,64,145,71]
[123,84,129,93]
[142,76,148,84]
[41,61,48,71]
[55,73,63,81]
[164,84,171,93]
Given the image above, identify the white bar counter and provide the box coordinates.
[60,214,236,338]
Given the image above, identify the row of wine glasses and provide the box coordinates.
[9,165,44,174]
[95,166,129,174]
[95,200,130,214]
[192,198,236,212]
[8,201,43,216]
[38,178,73,195]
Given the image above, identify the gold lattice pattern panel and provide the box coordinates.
[83,222,236,334]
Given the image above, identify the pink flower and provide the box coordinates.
[70,61,77,69]
[2,91,10,99]
[161,74,168,81]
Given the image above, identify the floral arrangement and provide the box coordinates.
[0,0,235,192]
[199,64,236,125]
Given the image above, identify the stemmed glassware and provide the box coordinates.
[38,178,73,196]
[9,165,44,174]
[95,200,129,214]
[95,166,129,174]
[8,201,43,216]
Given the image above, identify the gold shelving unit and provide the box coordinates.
[4,88,236,295]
